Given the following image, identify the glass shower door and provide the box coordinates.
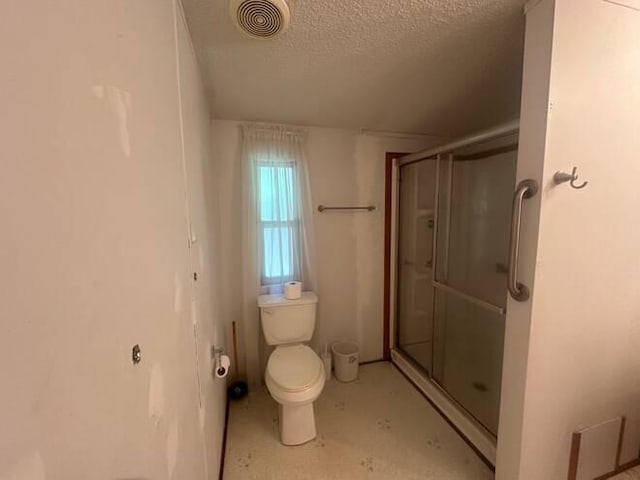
[395,139,516,436]
[432,146,516,435]
[395,159,437,373]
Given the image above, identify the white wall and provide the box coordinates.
[0,2,225,479]
[308,128,443,361]
[176,5,227,476]
[497,0,640,478]
[211,119,440,378]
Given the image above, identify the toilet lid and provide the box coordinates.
[267,345,323,392]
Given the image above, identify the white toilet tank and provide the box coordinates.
[258,292,318,346]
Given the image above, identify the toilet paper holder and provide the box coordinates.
[211,347,231,378]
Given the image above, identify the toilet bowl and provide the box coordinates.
[265,344,325,445]
[258,292,324,445]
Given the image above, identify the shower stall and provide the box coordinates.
[390,121,522,463]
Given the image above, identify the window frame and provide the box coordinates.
[256,160,301,287]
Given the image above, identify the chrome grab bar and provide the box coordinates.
[508,179,538,301]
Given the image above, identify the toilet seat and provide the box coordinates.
[267,345,323,393]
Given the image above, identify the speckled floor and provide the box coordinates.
[222,361,494,480]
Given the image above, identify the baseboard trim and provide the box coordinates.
[359,358,385,366]
[594,458,640,480]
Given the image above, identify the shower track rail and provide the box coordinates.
[391,349,497,465]
[397,119,520,167]
[398,119,520,318]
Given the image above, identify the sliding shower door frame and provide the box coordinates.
[389,153,498,465]
[386,121,520,467]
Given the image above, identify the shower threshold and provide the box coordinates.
[391,348,497,467]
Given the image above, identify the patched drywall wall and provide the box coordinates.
[175,4,227,475]
[211,119,440,380]
[0,1,224,479]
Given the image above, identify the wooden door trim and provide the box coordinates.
[383,152,407,361]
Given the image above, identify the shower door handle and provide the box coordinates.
[426,216,434,269]
[508,179,538,301]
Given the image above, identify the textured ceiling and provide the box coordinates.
[181,0,526,136]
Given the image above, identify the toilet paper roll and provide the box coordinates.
[284,281,302,300]
[215,354,231,378]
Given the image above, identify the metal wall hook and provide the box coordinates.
[553,166,588,189]
[131,344,141,365]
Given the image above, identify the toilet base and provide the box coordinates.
[279,402,317,445]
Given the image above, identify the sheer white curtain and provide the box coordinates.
[240,123,316,386]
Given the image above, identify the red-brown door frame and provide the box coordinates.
[383,152,408,361]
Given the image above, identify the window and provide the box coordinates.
[257,161,300,285]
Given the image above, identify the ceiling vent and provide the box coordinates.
[230,0,290,39]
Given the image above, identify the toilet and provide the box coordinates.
[258,291,325,446]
